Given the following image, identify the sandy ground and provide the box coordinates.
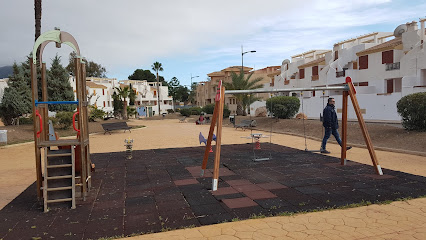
[1,118,425,210]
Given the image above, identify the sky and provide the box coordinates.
[1,0,426,86]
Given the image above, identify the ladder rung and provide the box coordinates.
[47,164,73,169]
[47,175,73,180]
[47,186,72,191]
[47,153,72,157]
[47,198,73,203]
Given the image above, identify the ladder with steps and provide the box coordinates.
[43,147,76,212]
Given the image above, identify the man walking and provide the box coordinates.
[320,97,352,154]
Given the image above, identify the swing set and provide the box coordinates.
[200,77,383,191]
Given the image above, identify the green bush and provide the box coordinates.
[266,96,300,119]
[127,106,136,119]
[201,104,230,117]
[397,92,426,131]
[19,115,33,125]
[190,107,202,115]
[223,105,231,118]
[180,108,191,117]
[202,104,215,114]
[89,106,106,122]
[175,108,180,112]
[55,111,74,129]
[167,109,174,114]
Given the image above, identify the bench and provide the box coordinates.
[235,119,257,130]
[101,122,132,134]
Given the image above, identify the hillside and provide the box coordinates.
[0,66,13,78]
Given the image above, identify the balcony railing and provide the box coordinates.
[311,75,319,81]
[386,62,400,71]
[336,68,348,78]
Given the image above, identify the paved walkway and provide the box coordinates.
[1,119,426,240]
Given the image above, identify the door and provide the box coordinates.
[387,79,394,94]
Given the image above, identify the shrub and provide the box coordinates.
[179,108,191,117]
[202,104,215,114]
[397,92,426,131]
[127,106,136,119]
[167,109,174,114]
[19,115,33,125]
[89,106,106,122]
[266,96,300,119]
[190,107,202,115]
[223,105,231,118]
[55,111,74,129]
[175,108,180,112]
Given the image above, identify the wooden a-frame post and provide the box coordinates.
[200,81,225,191]
[341,77,383,175]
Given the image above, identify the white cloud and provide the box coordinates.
[0,0,425,83]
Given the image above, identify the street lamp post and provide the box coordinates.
[237,46,256,124]
[190,74,199,106]
[241,45,256,73]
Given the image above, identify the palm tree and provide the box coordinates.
[223,70,263,115]
[34,0,42,41]
[115,86,130,120]
[151,62,163,115]
[34,0,42,57]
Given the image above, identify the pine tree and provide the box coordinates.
[0,63,32,125]
[47,55,75,112]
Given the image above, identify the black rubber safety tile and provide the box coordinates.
[2,143,426,240]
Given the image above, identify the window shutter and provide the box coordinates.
[382,50,394,64]
[299,68,305,79]
[312,66,318,76]
[359,55,368,70]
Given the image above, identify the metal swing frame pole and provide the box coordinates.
[225,82,383,175]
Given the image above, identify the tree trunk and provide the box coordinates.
[123,100,128,120]
[236,101,244,116]
[156,72,161,115]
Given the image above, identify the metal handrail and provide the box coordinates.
[225,85,349,94]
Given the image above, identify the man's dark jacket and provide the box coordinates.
[323,103,338,129]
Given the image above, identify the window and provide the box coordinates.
[334,51,338,61]
[286,64,289,70]
[386,79,393,93]
[386,79,402,93]
[312,91,316,97]
[108,101,110,107]
[154,91,157,96]
[312,66,318,76]
[382,50,393,64]
[270,78,275,87]
[353,61,358,69]
[359,55,368,70]
[102,89,105,95]
[103,101,105,107]
[299,68,305,79]
[93,90,96,95]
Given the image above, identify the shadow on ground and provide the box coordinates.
[2,143,426,240]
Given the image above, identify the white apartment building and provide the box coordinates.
[0,78,8,104]
[69,77,173,116]
[254,19,426,121]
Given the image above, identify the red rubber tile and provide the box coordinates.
[233,184,263,193]
[174,179,199,186]
[211,187,239,196]
[222,197,258,209]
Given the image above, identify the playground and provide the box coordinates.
[1,29,426,240]
[1,119,426,239]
